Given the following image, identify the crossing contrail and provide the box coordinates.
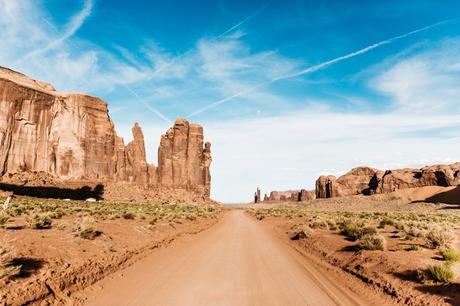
[145,1,272,82]
[29,2,172,124]
[187,19,452,118]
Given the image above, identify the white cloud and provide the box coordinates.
[203,110,460,202]
[23,0,93,59]
[372,38,460,113]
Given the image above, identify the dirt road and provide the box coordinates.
[82,210,388,306]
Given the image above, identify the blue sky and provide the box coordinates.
[1,0,460,202]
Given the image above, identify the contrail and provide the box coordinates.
[31,3,172,124]
[216,1,272,39]
[144,1,271,82]
[122,85,171,123]
[187,19,451,118]
[23,0,93,59]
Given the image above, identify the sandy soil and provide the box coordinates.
[0,201,220,305]
[80,210,392,306]
[248,193,460,306]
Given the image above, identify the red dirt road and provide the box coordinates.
[82,210,387,306]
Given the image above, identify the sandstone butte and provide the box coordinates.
[316,163,460,198]
[0,67,212,202]
[254,188,315,203]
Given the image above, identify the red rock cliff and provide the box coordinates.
[0,67,211,200]
[316,163,460,199]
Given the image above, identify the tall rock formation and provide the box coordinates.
[0,67,212,201]
[157,119,212,197]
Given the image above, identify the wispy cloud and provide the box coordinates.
[372,38,460,113]
[22,0,93,59]
[188,19,452,117]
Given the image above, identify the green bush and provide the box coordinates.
[442,248,460,263]
[378,217,394,229]
[428,264,454,282]
[0,212,9,227]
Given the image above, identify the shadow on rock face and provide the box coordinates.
[410,186,460,208]
[9,257,46,278]
[0,183,104,200]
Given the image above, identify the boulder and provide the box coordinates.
[315,175,339,198]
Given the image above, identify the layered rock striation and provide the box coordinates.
[0,67,212,201]
[316,163,460,199]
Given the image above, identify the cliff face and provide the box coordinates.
[0,75,117,181]
[0,67,211,200]
[316,163,460,199]
[157,119,212,197]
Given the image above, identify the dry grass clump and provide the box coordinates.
[358,234,386,251]
[339,220,377,241]
[428,263,454,282]
[426,226,455,249]
[442,248,460,263]
[26,214,52,229]
[74,217,101,240]
[0,211,10,227]
[377,217,395,229]
[0,242,21,280]
[122,211,136,220]
[290,225,313,240]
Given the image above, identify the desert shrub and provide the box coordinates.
[290,225,313,240]
[0,242,21,280]
[27,214,52,229]
[410,244,421,251]
[341,221,377,241]
[255,211,266,220]
[48,209,65,219]
[340,220,361,240]
[74,217,100,240]
[442,248,460,263]
[310,220,328,229]
[186,213,197,221]
[0,212,9,227]
[378,217,395,229]
[327,220,338,231]
[428,264,454,282]
[122,211,136,220]
[426,227,454,249]
[404,234,415,241]
[358,234,385,251]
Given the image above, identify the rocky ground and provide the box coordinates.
[247,189,460,306]
[0,196,221,305]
